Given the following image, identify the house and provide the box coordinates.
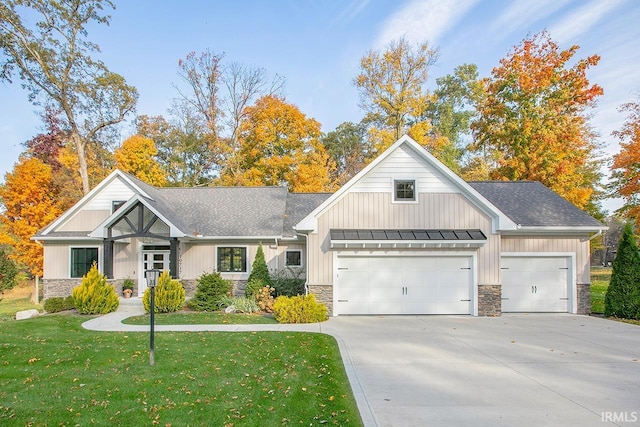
[34,135,605,316]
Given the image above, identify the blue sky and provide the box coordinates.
[1,0,638,213]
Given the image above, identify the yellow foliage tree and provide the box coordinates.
[114,135,167,186]
[0,157,62,276]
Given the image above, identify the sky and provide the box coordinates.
[0,0,638,214]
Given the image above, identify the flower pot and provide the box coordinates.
[123,289,133,298]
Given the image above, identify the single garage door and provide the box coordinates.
[336,255,473,315]
[501,256,570,312]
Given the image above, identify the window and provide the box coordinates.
[285,250,302,267]
[217,247,247,272]
[71,247,99,278]
[112,200,126,213]
[394,180,416,201]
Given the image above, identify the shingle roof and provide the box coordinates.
[468,181,604,228]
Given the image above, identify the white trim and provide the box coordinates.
[285,249,303,268]
[392,178,418,204]
[500,252,576,314]
[69,245,101,278]
[504,226,607,234]
[332,250,478,317]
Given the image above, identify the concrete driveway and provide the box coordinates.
[321,315,640,427]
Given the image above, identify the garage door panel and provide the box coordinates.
[438,270,471,285]
[437,300,470,314]
[370,257,402,271]
[369,270,403,286]
[339,257,370,270]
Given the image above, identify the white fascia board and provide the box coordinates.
[31,236,96,242]
[88,195,186,239]
[503,225,608,234]
[189,235,281,240]
[41,169,153,235]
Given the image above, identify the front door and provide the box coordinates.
[139,248,170,296]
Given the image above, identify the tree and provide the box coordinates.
[610,100,640,227]
[23,107,66,172]
[246,243,272,297]
[114,135,166,186]
[220,95,334,192]
[354,37,438,154]
[321,122,370,186]
[0,0,138,195]
[471,31,603,210]
[604,223,640,319]
[0,249,19,296]
[0,157,62,276]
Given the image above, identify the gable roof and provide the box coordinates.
[468,181,605,230]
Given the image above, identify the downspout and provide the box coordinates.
[295,230,310,295]
[589,230,603,241]
[274,238,278,271]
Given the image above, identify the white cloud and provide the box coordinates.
[491,0,573,36]
[374,0,479,48]
[331,0,371,28]
[548,0,627,44]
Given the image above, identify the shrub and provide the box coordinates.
[0,250,19,294]
[605,223,640,319]
[271,268,306,297]
[143,271,185,313]
[245,278,264,298]
[190,271,232,311]
[122,278,135,291]
[273,294,328,323]
[256,286,275,313]
[72,264,119,314]
[43,296,75,313]
[219,296,260,314]
[247,244,272,288]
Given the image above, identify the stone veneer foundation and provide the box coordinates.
[576,283,591,315]
[478,284,501,317]
[307,284,333,316]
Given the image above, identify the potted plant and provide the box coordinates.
[122,278,135,298]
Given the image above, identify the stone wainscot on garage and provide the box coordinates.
[35,135,606,316]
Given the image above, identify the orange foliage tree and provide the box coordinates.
[611,101,640,226]
[471,31,603,210]
[0,157,62,276]
[220,95,335,192]
[114,135,167,186]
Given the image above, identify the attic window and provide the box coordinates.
[112,200,126,213]
[394,180,415,202]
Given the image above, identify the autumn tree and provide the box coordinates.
[114,135,167,186]
[471,31,603,210]
[0,0,138,195]
[321,122,370,186]
[610,100,640,226]
[0,157,62,276]
[220,95,334,192]
[354,37,438,154]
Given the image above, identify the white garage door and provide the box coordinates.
[336,255,473,315]
[501,257,570,312]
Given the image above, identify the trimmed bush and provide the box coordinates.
[189,271,232,311]
[271,268,306,297]
[605,223,640,319]
[247,244,272,289]
[72,264,119,314]
[143,271,185,313]
[273,294,328,323]
[219,296,260,314]
[43,296,75,313]
[245,278,264,298]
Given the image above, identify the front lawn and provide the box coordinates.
[123,312,278,325]
[0,281,41,322]
[0,315,362,426]
[590,267,611,314]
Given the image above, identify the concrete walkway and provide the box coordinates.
[83,299,640,427]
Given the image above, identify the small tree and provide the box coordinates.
[247,244,272,291]
[190,271,232,311]
[72,264,119,314]
[0,249,19,296]
[143,271,185,313]
[604,223,640,319]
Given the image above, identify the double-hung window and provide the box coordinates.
[217,247,247,272]
[71,247,99,278]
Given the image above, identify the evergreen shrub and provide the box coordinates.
[72,264,119,314]
[143,271,185,313]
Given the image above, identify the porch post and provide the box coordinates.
[169,238,179,278]
[103,239,114,279]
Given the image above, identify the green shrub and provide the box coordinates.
[122,278,135,291]
[143,271,185,313]
[256,286,275,313]
[0,250,19,294]
[43,296,75,313]
[271,268,306,297]
[247,244,272,288]
[190,271,232,311]
[245,278,264,298]
[219,296,260,314]
[72,264,119,314]
[605,223,640,319]
[273,294,328,323]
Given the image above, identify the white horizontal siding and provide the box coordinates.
[352,144,459,194]
[85,178,137,210]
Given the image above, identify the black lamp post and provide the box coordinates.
[145,269,160,366]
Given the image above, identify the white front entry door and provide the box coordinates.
[336,255,473,315]
[501,256,571,312]
[139,250,170,296]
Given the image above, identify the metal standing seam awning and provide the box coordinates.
[329,229,487,249]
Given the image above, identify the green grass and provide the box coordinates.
[0,315,362,426]
[0,281,41,322]
[590,267,612,314]
[123,312,278,325]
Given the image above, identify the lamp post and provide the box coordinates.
[145,269,160,366]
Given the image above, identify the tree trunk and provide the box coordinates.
[71,132,91,195]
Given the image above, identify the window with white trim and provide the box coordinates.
[217,247,247,272]
[285,250,302,267]
[112,200,126,213]
[394,180,416,201]
[70,247,99,278]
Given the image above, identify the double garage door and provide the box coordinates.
[336,255,473,315]
[501,256,571,312]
